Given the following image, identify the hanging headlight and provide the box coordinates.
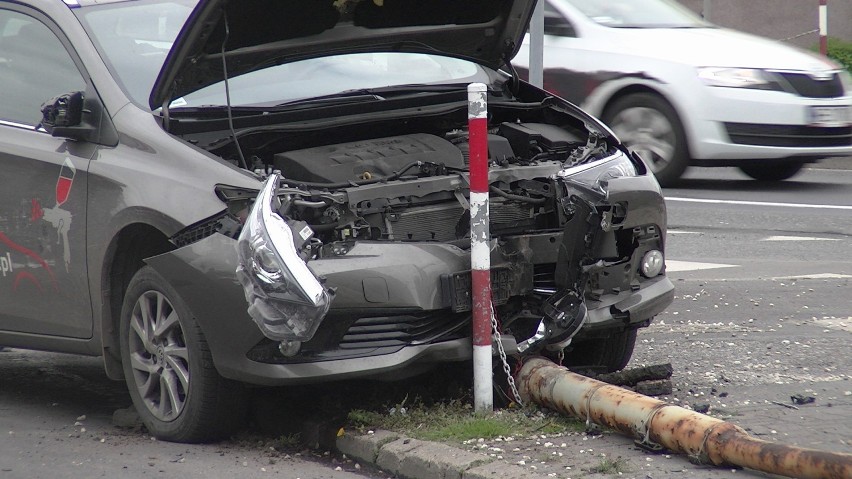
[236,174,331,342]
[556,152,638,195]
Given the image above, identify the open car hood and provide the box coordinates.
[149,0,537,110]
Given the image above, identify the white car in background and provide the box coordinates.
[513,0,852,186]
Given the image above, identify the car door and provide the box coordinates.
[0,7,94,338]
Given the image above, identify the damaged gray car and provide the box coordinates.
[0,0,674,442]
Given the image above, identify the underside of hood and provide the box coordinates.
[149,0,537,110]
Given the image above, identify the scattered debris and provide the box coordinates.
[770,400,799,410]
[580,363,674,397]
[791,394,816,405]
[635,379,673,396]
[112,407,143,429]
[594,363,673,386]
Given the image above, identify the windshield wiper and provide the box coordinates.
[611,23,706,29]
[275,84,471,107]
[275,91,386,108]
[346,83,472,94]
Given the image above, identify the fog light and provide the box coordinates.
[279,340,301,357]
[641,250,664,277]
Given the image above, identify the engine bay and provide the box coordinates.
[271,122,585,185]
[256,121,604,248]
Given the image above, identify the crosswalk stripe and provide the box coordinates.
[666,260,738,272]
[771,273,852,280]
[762,235,841,242]
[666,197,852,210]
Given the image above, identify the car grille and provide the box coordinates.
[247,311,470,363]
[771,71,846,98]
[340,312,469,349]
[724,122,852,147]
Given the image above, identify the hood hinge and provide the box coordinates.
[502,40,520,97]
[160,97,171,132]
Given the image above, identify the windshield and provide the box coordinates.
[75,0,194,107]
[560,0,708,28]
[75,1,488,109]
[174,53,485,108]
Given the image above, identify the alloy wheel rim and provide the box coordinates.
[610,106,676,174]
[128,291,190,421]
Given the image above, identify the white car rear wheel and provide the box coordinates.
[739,162,805,181]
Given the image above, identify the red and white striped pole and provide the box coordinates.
[468,82,493,413]
[819,0,828,56]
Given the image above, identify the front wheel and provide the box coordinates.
[603,93,689,187]
[739,162,805,181]
[560,329,638,373]
[119,266,246,442]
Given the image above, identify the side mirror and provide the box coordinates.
[41,91,95,141]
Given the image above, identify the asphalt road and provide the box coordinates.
[1,162,850,479]
[450,163,852,478]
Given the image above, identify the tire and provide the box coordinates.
[603,93,689,187]
[119,266,247,443]
[738,162,805,181]
[561,329,638,373]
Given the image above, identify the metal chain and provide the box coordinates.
[490,303,523,407]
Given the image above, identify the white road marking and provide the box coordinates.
[763,235,841,242]
[666,260,738,272]
[771,273,852,280]
[667,230,702,235]
[666,197,852,211]
[814,318,852,333]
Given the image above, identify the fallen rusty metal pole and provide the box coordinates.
[517,357,852,479]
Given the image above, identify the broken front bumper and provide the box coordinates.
[146,170,673,386]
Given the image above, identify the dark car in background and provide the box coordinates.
[0,0,673,442]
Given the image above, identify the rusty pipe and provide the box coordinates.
[517,357,852,479]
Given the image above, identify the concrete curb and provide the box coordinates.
[336,430,553,479]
